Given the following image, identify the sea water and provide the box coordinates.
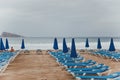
[2,37,120,50]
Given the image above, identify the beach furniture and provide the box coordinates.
[53,38,59,50]
[63,60,96,68]
[0,51,20,73]
[70,38,77,58]
[70,65,109,73]
[63,38,68,53]
[57,56,84,64]
[109,38,115,51]
[5,38,9,50]
[21,39,25,49]
[71,66,109,77]
[97,38,102,49]
[49,51,84,63]
[0,38,5,51]
[91,50,120,61]
[67,64,105,72]
[75,72,120,80]
[85,38,89,48]
[53,53,85,66]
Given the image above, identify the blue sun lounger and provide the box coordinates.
[70,66,109,76]
[70,66,109,73]
[63,60,96,68]
[58,57,84,65]
[67,64,105,72]
[91,50,120,61]
[75,72,120,80]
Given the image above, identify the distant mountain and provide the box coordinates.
[1,32,23,37]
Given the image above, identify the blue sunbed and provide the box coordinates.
[75,72,120,80]
[71,66,109,76]
[63,60,96,68]
[67,64,105,72]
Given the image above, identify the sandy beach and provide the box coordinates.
[0,50,75,80]
[0,50,120,80]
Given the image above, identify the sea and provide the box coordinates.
[2,37,120,50]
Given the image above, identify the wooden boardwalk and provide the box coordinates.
[0,50,75,80]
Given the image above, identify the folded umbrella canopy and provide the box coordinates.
[109,38,115,51]
[0,38,5,50]
[5,38,9,50]
[70,38,77,58]
[53,38,58,50]
[97,38,102,49]
[85,38,89,48]
[21,39,25,49]
[63,38,68,53]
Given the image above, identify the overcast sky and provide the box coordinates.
[0,0,120,37]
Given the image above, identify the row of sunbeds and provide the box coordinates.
[89,50,120,61]
[0,50,20,73]
[49,51,120,80]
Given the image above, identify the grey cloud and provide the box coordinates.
[0,0,120,37]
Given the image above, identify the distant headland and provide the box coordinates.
[1,32,24,37]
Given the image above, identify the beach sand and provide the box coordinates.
[0,50,120,80]
[0,50,75,80]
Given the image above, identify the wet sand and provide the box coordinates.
[0,50,75,80]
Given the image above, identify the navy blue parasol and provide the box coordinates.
[0,38,5,50]
[109,38,115,51]
[53,38,58,50]
[97,38,102,49]
[21,39,25,49]
[85,38,89,48]
[63,38,68,53]
[5,38,9,49]
[70,38,77,58]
